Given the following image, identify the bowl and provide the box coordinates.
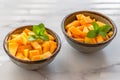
[61,10,117,53]
[3,25,61,70]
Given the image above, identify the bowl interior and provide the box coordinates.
[4,25,61,63]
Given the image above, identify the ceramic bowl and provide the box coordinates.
[61,10,117,53]
[3,25,61,70]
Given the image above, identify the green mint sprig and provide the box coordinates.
[87,22,111,38]
[28,23,49,41]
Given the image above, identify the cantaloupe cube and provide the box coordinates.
[96,35,104,43]
[49,41,57,53]
[88,25,94,30]
[85,37,97,44]
[91,38,97,44]
[74,38,84,43]
[70,26,82,36]
[85,37,92,44]
[96,21,105,27]
[42,41,50,53]
[24,44,32,50]
[23,49,29,58]
[66,20,80,29]
[83,27,89,33]
[8,42,18,56]
[108,31,113,37]
[41,51,52,60]
[11,34,19,39]
[31,55,41,61]
[16,52,25,60]
[77,26,84,31]
[48,34,55,41]
[17,45,25,53]
[23,57,29,61]
[29,50,40,60]
[23,28,33,35]
[76,14,85,20]
[67,29,72,37]
[20,32,28,45]
[31,41,41,50]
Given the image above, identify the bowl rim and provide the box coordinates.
[3,25,61,64]
[61,10,117,47]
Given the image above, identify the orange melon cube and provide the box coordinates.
[23,49,29,58]
[29,50,40,60]
[96,21,105,27]
[96,35,104,43]
[66,20,80,29]
[23,28,33,35]
[48,34,55,41]
[31,55,41,61]
[8,42,18,56]
[16,52,25,60]
[17,45,25,53]
[83,27,89,33]
[49,41,57,53]
[76,14,85,20]
[41,51,52,59]
[31,41,41,50]
[74,38,84,43]
[42,41,50,53]
[11,34,19,39]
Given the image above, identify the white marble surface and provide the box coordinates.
[0,0,120,80]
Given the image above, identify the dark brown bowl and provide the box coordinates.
[61,10,117,53]
[3,25,61,70]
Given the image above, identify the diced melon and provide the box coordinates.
[42,41,50,53]
[66,20,80,29]
[11,34,19,39]
[41,51,52,60]
[23,28,33,35]
[48,34,55,41]
[76,14,85,20]
[17,45,25,53]
[83,27,89,33]
[96,21,105,27]
[23,49,29,58]
[31,55,41,61]
[85,37,92,44]
[16,52,25,60]
[67,29,72,37]
[96,35,104,43]
[29,50,40,60]
[74,38,84,43]
[77,26,84,31]
[8,42,18,56]
[85,37,97,44]
[24,44,32,50]
[88,25,94,30]
[23,57,29,61]
[49,41,57,53]
[31,41,41,50]
[70,26,82,36]
[108,31,113,37]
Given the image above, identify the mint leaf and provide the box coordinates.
[39,34,49,41]
[29,23,49,41]
[99,31,106,37]
[33,25,41,36]
[92,22,99,31]
[87,30,97,38]
[101,25,111,33]
[38,23,45,35]
[28,35,36,41]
